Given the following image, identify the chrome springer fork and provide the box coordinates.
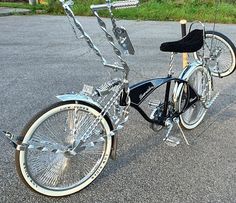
[7,0,138,154]
[58,0,141,155]
[0,0,139,154]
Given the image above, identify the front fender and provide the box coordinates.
[56,92,102,109]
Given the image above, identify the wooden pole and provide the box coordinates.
[180,19,188,68]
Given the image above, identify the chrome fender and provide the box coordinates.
[179,61,203,80]
[56,92,102,108]
[172,61,203,111]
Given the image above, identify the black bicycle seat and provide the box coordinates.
[160,29,204,53]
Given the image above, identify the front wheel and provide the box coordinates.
[15,101,112,197]
[178,65,212,129]
[193,31,236,77]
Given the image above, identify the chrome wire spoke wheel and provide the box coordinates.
[179,66,212,129]
[194,31,236,77]
[16,101,112,197]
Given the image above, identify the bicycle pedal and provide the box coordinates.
[165,136,180,147]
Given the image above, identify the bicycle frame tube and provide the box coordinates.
[129,77,199,124]
[163,76,171,118]
[129,77,177,105]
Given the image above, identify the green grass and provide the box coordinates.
[0,2,46,10]
[0,2,47,13]
[113,1,236,23]
[1,1,236,23]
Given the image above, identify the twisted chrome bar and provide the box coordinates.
[61,1,107,65]
[93,10,130,79]
[91,1,139,79]
[90,0,139,11]
[60,0,125,73]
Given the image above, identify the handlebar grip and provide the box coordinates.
[112,0,139,9]
[90,4,107,11]
[91,0,139,11]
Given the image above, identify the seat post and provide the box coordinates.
[168,52,175,76]
[162,52,175,120]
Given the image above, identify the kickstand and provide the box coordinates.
[173,118,190,145]
[163,119,173,142]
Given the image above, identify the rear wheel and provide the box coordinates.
[15,101,112,197]
[178,66,212,129]
[194,31,236,77]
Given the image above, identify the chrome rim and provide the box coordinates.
[20,104,110,194]
[181,68,209,127]
[196,34,235,76]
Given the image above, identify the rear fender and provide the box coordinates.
[173,61,203,112]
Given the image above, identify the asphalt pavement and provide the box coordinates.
[0,15,235,203]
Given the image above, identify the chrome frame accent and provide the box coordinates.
[168,52,176,76]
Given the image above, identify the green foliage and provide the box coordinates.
[0,0,236,23]
[0,2,46,12]
[111,0,236,23]
[46,0,64,14]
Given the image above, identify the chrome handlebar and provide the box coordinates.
[113,0,139,9]
[91,0,139,11]
[60,0,139,80]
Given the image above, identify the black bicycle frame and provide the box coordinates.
[123,77,199,125]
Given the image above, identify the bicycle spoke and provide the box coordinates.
[17,102,111,196]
